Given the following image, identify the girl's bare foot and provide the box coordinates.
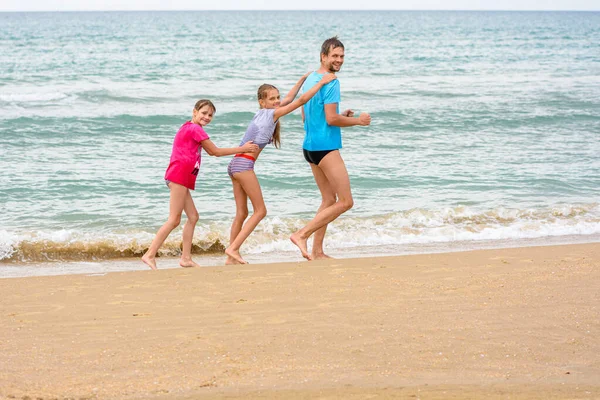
[141,253,158,270]
[312,253,334,260]
[290,232,312,261]
[225,247,248,264]
[225,255,241,265]
[179,258,201,268]
[225,247,247,264]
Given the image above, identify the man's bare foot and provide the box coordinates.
[225,255,241,265]
[225,247,247,264]
[141,253,157,270]
[312,253,334,260]
[290,232,312,260]
[179,258,201,268]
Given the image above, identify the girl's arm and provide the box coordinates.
[273,73,337,120]
[201,140,258,157]
[279,72,311,107]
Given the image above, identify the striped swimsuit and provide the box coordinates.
[228,108,277,177]
[227,154,256,176]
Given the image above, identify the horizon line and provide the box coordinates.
[1,9,599,13]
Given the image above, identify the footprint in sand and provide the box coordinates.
[317,301,335,309]
[13,304,65,316]
[560,257,583,262]
[489,257,511,264]
[224,314,254,326]
[330,268,347,275]
[106,300,150,305]
[265,316,288,325]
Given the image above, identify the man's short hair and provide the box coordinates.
[320,36,344,56]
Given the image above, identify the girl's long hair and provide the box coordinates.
[257,84,281,149]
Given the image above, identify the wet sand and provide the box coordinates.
[1,243,599,399]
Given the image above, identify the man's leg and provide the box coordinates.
[291,151,353,260]
[309,162,336,259]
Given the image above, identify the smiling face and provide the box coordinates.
[258,88,280,109]
[192,105,214,126]
[321,45,345,73]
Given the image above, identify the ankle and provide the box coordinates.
[292,230,307,240]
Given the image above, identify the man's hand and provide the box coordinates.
[342,109,354,117]
[358,112,371,126]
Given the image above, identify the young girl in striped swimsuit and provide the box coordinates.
[225,72,337,264]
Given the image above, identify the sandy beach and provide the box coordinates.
[1,243,599,399]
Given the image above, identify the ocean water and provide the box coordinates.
[1,10,599,277]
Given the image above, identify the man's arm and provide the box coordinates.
[324,103,371,127]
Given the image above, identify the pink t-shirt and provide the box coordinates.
[164,121,210,190]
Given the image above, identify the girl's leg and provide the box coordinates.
[142,183,188,270]
[225,171,266,264]
[291,151,353,260]
[226,176,249,265]
[180,188,200,268]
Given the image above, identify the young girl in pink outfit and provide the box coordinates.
[225,72,337,264]
[142,99,258,270]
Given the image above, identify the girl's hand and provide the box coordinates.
[358,112,371,126]
[240,141,259,153]
[342,109,354,117]
[319,73,337,85]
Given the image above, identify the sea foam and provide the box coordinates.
[1,204,598,263]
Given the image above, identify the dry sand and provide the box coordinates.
[1,243,599,399]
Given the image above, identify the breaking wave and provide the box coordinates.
[1,203,599,263]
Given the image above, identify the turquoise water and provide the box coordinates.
[1,11,599,276]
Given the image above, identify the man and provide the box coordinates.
[290,36,371,260]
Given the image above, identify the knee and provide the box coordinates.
[321,195,336,208]
[339,198,354,212]
[167,215,182,229]
[187,211,199,225]
[236,209,249,221]
[254,207,267,220]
